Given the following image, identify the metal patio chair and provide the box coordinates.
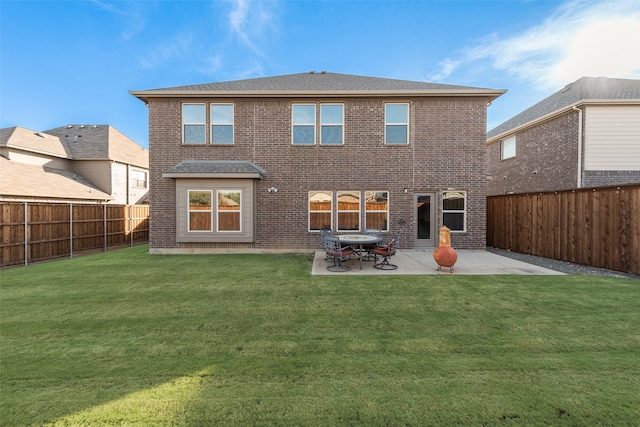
[323,236,355,272]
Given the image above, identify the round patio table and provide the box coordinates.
[337,234,383,270]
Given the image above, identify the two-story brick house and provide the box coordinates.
[130,72,504,253]
[487,76,640,196]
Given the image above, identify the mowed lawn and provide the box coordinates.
[1,245,639,426]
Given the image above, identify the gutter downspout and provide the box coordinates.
[572,105,583,188]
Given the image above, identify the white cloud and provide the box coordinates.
[224,0,280,56]
[430,0,640,89]
[91,0,146,40]
[138,32,194,69]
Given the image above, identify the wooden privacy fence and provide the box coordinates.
[487,184,640,275]
[1,202,149,267]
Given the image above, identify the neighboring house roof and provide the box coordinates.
[163,160,267,179]
[44,125,148,168]
[0,156,112,201]
[487,76,640,142]
[0,126,69,158]
[130,72,505,101]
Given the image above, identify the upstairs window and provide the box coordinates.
[182,104,206,144]
[320,104,344,145]
[501,135,516,159]
[385,103,409,144]
[132,169,147,188]
[211,104,234,144]
[293,104,316,145]
[442,191,466,232]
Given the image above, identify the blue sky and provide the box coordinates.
[2,0,639,149]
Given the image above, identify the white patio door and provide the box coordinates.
[414,193,435,247]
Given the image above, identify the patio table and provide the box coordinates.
[337,234,383,270]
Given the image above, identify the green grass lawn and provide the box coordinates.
[1,245,639,426]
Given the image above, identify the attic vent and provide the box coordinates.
[309,71,316,74]
[34,132,45,138]
[92,125,98,129]
[67,125,73,128]
[79,125,85,129]
[321,71,327,74]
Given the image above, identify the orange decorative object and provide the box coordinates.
[433,226,457,272]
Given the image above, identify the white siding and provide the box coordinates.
[584,105,640,170]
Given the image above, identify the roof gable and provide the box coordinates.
[131,72,505,101]
[487,77,640,140]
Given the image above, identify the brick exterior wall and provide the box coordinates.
[148,97,489,251]
[487,111,579,196]
[582,170,640,187]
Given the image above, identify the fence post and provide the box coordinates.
[104,204,108,253]
[24,202,28,266]
[130,204,134,247]
[69,204,73,258]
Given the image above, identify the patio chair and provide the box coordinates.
[320,228,334,261]
[362,228,382,261]
[324,236,355,272]
[372,236,398,270]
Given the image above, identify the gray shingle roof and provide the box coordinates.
[44,125,148,168]
[164,160,267,178]
[487,76,640,140]
[131,72,505,101]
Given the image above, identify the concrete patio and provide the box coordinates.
[312,248,565,275]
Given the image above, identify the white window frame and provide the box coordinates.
[132,169,147,189]
[309,191,333,231]
[211,103,234,145]
[217,190,242,233]
[501,135,516,160]
[442,191,467,232]
[337,191,361,232]
[188,189,213,232]
[182,103,206,144]
[364,191,389,231]
[292,104,316,145]
[320,104,344,145]
[385,103,409,145]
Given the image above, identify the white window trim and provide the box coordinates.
[442,190,467,233]
[385,103,410,145]
[501,135,516,160]
[320,103,345,145]
[132,169,147,189]
[292,104,316,145]
[210,103,234,145]
[364,191,389,231]
[182,103,206,144]
[188,189,213,232]
[217,190,242,233]
[309,191,333,232]
[337,191,361,232]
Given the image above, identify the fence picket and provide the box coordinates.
[0,202,149,267]
[487,184,640,275]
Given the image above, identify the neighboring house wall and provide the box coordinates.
[72,160,113,194]
[487,111,580,195]
[487,77,640,196]
[147,96,491,250]
[582,105,640,187]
